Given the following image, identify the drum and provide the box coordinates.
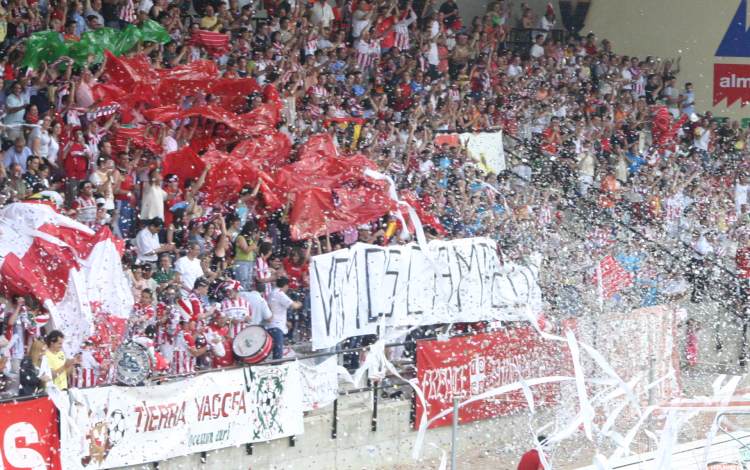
[233,326,272,364]
[113,341,152,386]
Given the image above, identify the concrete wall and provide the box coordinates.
[456,0,563,29]
[121,390,561,470]
[584,0,750,123]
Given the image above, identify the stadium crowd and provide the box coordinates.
[0,0,743,394]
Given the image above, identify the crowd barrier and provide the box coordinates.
[0,302,683,470]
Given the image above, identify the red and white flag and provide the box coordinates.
[190,30,231,57]
[0,203,133,354]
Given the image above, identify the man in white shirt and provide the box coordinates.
[530,34,545,59]
[174,242,205,296]
[134,218,173,264]
[4,82,28,141]
[265,278,302,359]
[239,290,273,326]
[309,0,334,29]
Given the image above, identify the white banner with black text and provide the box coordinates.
[310,237,542,350]
[59,363,304,469]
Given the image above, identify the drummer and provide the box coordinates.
[219,280,253,339]
[208,313,234,369]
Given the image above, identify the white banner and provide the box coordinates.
[300,356,339,411]
[459,131,505,173]
[310,237,542,350]
[59,363,304,469]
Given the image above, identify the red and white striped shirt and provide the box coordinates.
[355,39,380,70]
[305,37,318,56]
[176,294,203,323]
[255,257,272,299]
[309,85,329,98]
[538,205,553,226]
[70,350,100,389]
[119,0,136,23]
[394,9,416,51]
[171,329,196,375]
[220,298,252,339]
[73,196,97,226]
[131,302,155,334]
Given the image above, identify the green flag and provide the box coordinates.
[21,20,170,70]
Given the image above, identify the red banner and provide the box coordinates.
[0,397,60,469]
[415,326,573,429]
[714,63,750,107]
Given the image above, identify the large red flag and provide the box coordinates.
[162,147,206,184]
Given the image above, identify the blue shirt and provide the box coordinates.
[352,84,366,97]
[627,152,646,174]
[71,12,86,36]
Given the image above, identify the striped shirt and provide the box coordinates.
[309,85,329,98]
[394,9,416,51]
[305,38,318,56]
[70,350,99,389]
[73,196,97,226]
[119,0,136,23]
[221,297,252,339]
[255,257,272,299]
[171,330,196,375]
[355,39,380,70]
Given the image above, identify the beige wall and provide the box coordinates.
[584,0,750,123]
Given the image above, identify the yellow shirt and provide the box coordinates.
[200,16,219,31]
[45,350,67,390]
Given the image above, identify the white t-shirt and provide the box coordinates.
[4,94,26,125]
[135,228,161,263]
[266,288,293,334]
[140,182,167,220]
[174,256,204,292]
[239,291,273,325]
[530,44,544,58]
[352,10,370,38]
[507,64,522,78]
[310,1,334,28]
[736,183,749,213]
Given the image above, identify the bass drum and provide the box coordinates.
[233,326,273,364]
[113,341,152,386]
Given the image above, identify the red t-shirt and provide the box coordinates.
[210,325,234,368]
[64,143,89,181]
[283,258,308,290]
[517,449,543,470]
[540,127,558,155]
[737,247,750,279]
[375,16,396,49]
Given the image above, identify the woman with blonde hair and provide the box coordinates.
[19,339,50,396]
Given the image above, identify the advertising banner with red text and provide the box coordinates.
[0,397,60,469]
[714,63,750,107]
[59,363,303,469]
[415,324,574,429]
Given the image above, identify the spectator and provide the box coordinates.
[3,137,31,171]
[42,330,78,390]
[71,180,97,227]
[153,253,179,291]
[266,277,302,360]
[255,241,274,299]
[233,221,258,291]
[3,82,28,141]
[175,242,205,296]
[18,339,50,396]
[135,217,173,265]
